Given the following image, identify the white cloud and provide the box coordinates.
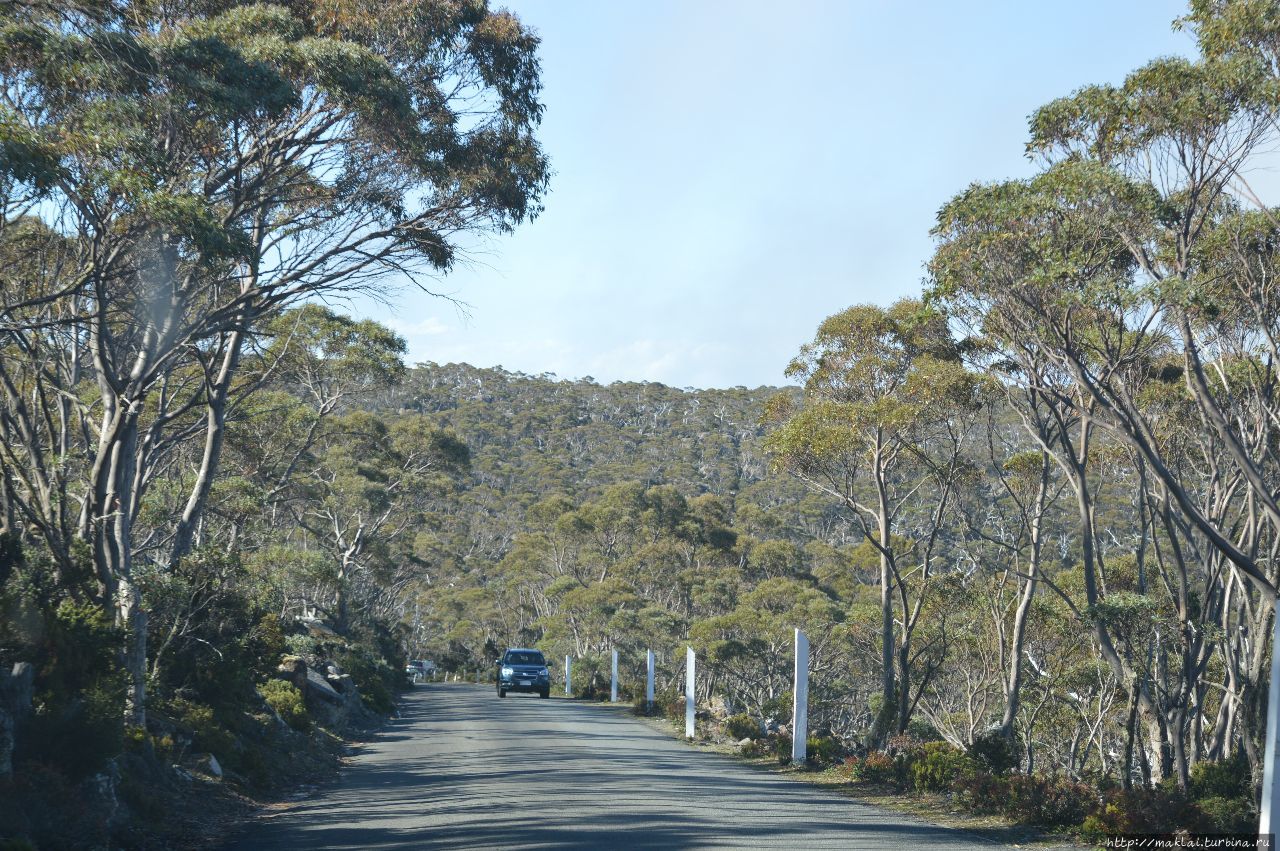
[386,316,451,337]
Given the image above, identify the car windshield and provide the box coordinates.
[506,651,544,666]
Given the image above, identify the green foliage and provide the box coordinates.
[1195,796,1255,834]
[967,730,1020,775]
[1188,754,1251,801]
[0,765,108,850]
[1081,787,1205,838]
[910,742,977,792]
[724,714,761,740]
[1000,774,1096,827]
[806,735,843,765]
[9,596,125,781]
[853,751,897,785]
[259,680,311,732]
[335,648,398,715]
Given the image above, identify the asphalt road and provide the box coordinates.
[229,684,1005,850]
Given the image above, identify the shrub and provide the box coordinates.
[165,698,237,759]
[910,741,977,792]
[724,713,761,740]
[739,739,768,759]
[259,680,311,732]
[1189,754,1251,801]
[1196,796,1255,833]
[967,729,1020,775]
[855,751,897,785]
[1002,774,1096,826]
[1083,786,1205,837]
[806,735,843,765]
[0,763,107,850]
[773,733,793,764]
[954,771,1010,813]
[336,648,397,714]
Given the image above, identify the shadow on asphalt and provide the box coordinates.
[229,685,996,850]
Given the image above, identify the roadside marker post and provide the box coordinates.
[1260,599,1280,837]
[611,649,619,703]
[646,649,655,711]
[685,646,696,739]
[792,628,809,764]
[565,655,572,696]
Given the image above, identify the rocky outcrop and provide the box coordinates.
[276,656,308,692]
[0,661,35,778]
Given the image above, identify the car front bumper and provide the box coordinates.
[499,677,549,693]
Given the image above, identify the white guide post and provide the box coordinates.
[792,628,809,764]
[646,649,655,710]
[611,649,619,703]
[685,646,696,739]
[1260,598,1280,837]
[565,655,572,696]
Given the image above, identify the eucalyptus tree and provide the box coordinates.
[928,29,1280,783]
[763,299,984,741]
[0,0,547,724]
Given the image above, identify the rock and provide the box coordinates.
[306,668,343,704]
[0,661,34,717]
[764,717,780,733]
[0,707,12,778]
[277,656,308,692]
[324,662,344,677]
[192,752,222,779]
[737,737,754,748]
[299,617,342,641]
[172,765,194,782]
[83,758,124,826]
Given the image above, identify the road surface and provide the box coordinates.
[230,684,1005,849]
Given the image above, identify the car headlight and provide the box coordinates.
[539,668,549,677]
[501,666,513,676]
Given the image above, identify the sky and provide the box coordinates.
[351,0,1196,389]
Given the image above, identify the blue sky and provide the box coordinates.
[353,0,1195,389]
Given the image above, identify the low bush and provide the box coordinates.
[910,741,977,792]
[806,734,843,765]
[724,713,761,740]
[773,733,793,763]
[855,751,898,785]
[967,729,1020,775]
[1002,774,1096,826]
[1189,754,1251,801]
[259,680,311,732]
[1197,796,1255,833]
[953,770,1010,813]
[1081,786,1205,838]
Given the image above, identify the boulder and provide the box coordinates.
[305,669,347,728]
[276,656,308,692]
[306,668,343,704]
[83,759,124,826]
[0,662,34,716]
[191,752,222,779]
[299,617,342,641]
[737,737,754,748]
[0,707,12,778]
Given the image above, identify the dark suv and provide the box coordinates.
[496,648,550,698]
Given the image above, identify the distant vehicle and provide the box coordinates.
[495,648,550,698]
[405,659,436,681]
